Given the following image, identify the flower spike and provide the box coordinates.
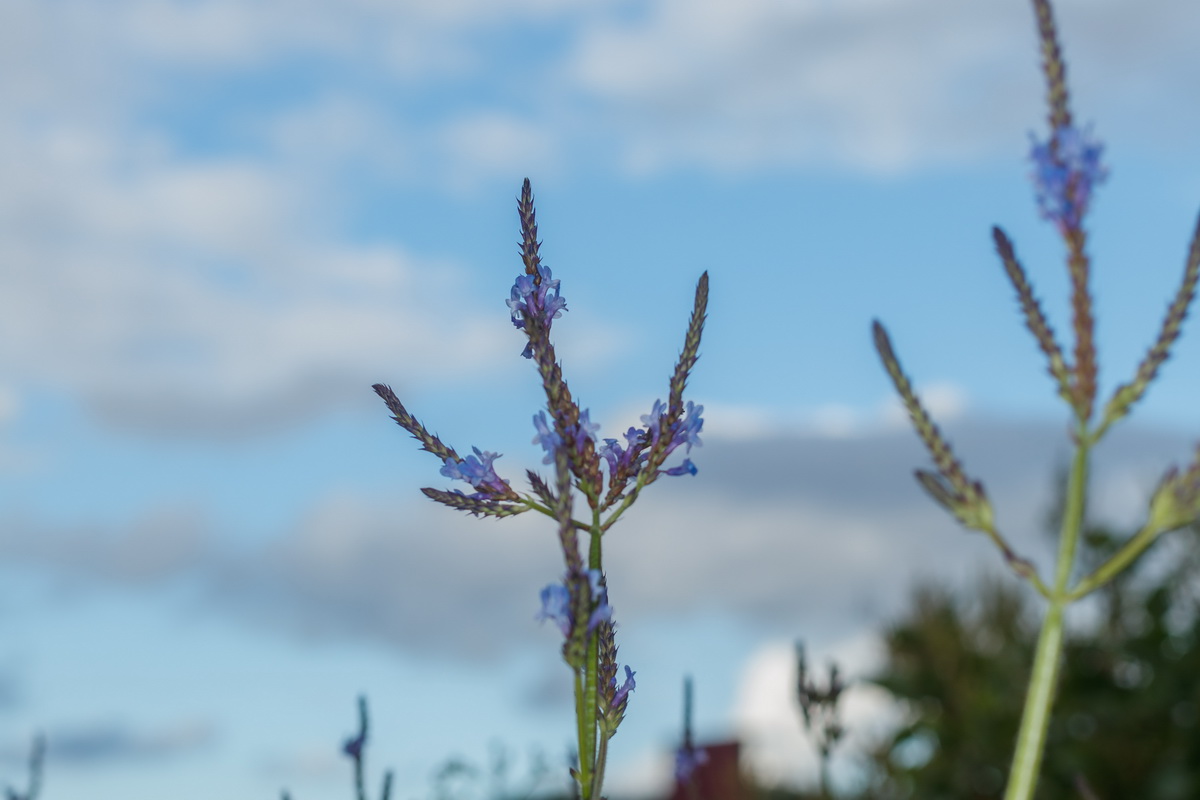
[1032,0,1072,132]
[420,487,526,518]
[372,383,460,463]
[872,321,993,532]
[992,227,1072,403]
[1098,210,1200,438]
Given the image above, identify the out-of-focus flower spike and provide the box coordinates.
[1148,443,1200,535]
[372,383,460,463]
[1098,210,1200,439]
[874,322,993,532]
[420,488,527,518]
[1032,0,1072,132]
[992,227,1073,403]
[1027,0,1105,422]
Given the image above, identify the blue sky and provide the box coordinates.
[3,0,1200,797]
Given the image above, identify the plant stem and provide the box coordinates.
[578,530,603,799]
[819,755,832,799]
[591,734,610,800]
[1067,519,1159,601]
[574,670,590,797]
[1004,429,1089,800]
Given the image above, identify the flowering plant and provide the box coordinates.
[873,1,1200,797]
[374,180,708,800]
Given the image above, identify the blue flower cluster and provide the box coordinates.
[597,399,705,479]
[537,569,612,636]
[507,266,567,358]
[533,410,600,465]
[439,447,511,498]
[1029,124,1107,233]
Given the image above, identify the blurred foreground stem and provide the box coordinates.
[1004,427,1089,800]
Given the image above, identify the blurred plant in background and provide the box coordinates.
[872,0,1200,796]
[428,741,551,800]
[4,735,43,800]
[795,643,847,800]
[374,179,708,800]
[867,517,1200,799]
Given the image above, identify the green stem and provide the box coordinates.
[1004,429,1089,800]
[574,670,590,796]
[579,530,603,800]
[1067,520,1160,601]
[591,734,610,800]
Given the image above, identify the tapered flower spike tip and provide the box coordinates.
[872,320,993,532]
[992,227,1072,404]
[372,383,460,463]
[519,178,542,279]
[668,271,710,418]
[1099,210,1200,435]
[1032,0,1072,132]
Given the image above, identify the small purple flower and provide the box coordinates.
[574,409,600,451]
[536,569,611,638]
[640,399,668,443]
[637,399,704,476]
[1029,124,1107,233]
[536,582,572,637]
[440,447,510,496]
[664,459,697,477]
[535,409,600,466]
[674,744,708,784]
[507,266,568,358]
[598,426,649,477]
[585,568,613,632]
[532,412,562,464]
[674,401,704,452]
[342,731,365,761]
[611,665,636,709]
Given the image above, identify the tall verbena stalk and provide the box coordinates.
[874,1,1200,797]
[373,180,708,800]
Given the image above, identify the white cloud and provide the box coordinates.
[568,0,1200,174]
[703,383,969,442]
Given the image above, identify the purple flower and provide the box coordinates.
[574,409,600,451]
[440,447,511,496]
[640,399,668,444]
[674,744,708,784]
[585,568,613,632]
[611,665,636,709]
[674,401,704,451]
[532,412,562,464]
[534,409,600,466]
[598,426,649,477]
[507,266,568,358]
[536,582,572,637]
[536,569,611,638]
[1029,124,1107,233]
[638,399,704,477]
[342,732,365,761]
[664,459,697,477]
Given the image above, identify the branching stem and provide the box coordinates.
[1004,425,1088,800]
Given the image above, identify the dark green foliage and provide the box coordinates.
[867,522,1200,800]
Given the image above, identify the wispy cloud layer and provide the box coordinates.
[3,0,1197,435]
[1,417,1190,658]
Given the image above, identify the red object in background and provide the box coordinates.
[669,741,752,800]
